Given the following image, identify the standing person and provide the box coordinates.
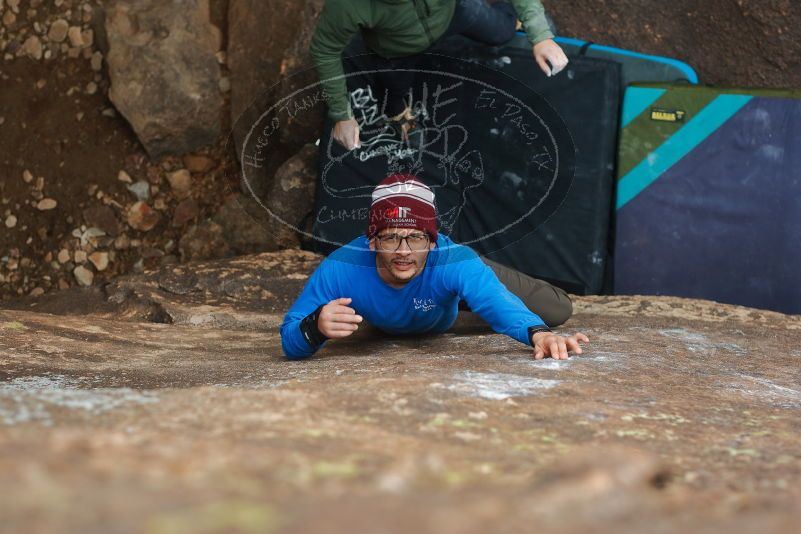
[311,0,569,149]
[281,174,587,360]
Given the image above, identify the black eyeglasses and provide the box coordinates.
[375,232,430,251]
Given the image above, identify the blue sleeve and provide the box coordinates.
[448,253,546,346]
[280,260,339,360]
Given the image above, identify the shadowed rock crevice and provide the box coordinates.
[105,284,174,324]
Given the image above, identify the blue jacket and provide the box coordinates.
[280,235,546,359]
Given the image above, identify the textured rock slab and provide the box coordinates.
[228,0,301,199]
[209,194,278,256]
[208,141,319,255]
[1,282,800,532]
[228,0,325,198]
[1,250,322,328]
[228,0,305,130]
[264,143,318,248]
[105,0,223,158]
[272,0,327,149]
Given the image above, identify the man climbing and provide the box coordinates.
[311,0,569,149]
[281,175,588,360]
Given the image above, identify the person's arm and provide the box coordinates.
[509,0,553,45]
[449,255,588,357]
[280,260,364,359]
[309,0,361,122]
[280,261,336,359]
[450,254,548,346]
[510,0,568,76]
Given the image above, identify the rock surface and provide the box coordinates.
[274,0,326,150]
[126,201,160,232]
[227,0,306,142]
[264,143,318,248]
[172,198,200,228]
[36,198,57,210]
[551,0,801,88]
[178,219,233,262]
[228,0,325,198]
[1,253,800,533]
[166,169,192,199]
[209,143,318,258]
[82,205,120,237]
[71,265,94,287]
[182,154,216,174]
[88,252,110,272]
[211,193,278,255]
[47,19,69,43]
[104,0,223,159]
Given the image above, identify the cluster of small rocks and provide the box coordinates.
[0,0,108,123]
[0,0,241,300]
[1,170,61,295]
[0,152,221,298]
[0,0,320,300]
[1,0,102,68]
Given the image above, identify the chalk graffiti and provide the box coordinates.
[236,61,570,251]
[320,77,487,237]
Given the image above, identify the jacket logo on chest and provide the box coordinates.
[413,297,437,312]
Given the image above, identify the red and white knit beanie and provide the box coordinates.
[367,174,438,241]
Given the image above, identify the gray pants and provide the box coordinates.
[468,257,573,327]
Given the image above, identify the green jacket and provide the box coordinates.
[310,0,553,121]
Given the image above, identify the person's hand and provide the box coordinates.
[332,118,361,150]
[533,39,569,77]
[317,297,363,338]
[531,331,589,360]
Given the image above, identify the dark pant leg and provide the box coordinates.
[478,256,573,327]
[443,0,518,46]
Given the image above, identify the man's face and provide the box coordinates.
[369,228,435,287]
